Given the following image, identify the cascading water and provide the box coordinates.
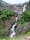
[10,17,18,38]
[23,4,27,12]
[19,4,26,15]
[9,4,27,38]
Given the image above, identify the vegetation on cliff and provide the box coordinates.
[18,10,30,35]
[0,10,16,19]
[20,10,30,24]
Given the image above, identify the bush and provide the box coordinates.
[20,10,30,24]
[0,10,16,20]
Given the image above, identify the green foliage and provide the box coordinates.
[0,10,16,20]
[20,10,30,24]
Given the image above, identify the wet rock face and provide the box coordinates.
[4,16,16,36]
[0,16,16,36]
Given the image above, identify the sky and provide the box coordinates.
[3,0,29,4]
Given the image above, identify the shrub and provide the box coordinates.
[0,10,16,20]
[20,10,30,24]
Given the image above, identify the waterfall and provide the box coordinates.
[9,4,27,38]
[20,4,27,15]
[23,4,27,12]
[10,17,18,38]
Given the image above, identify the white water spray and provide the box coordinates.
[23,4,27,12]
[10,17,18,38]
[20,4,27,15]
